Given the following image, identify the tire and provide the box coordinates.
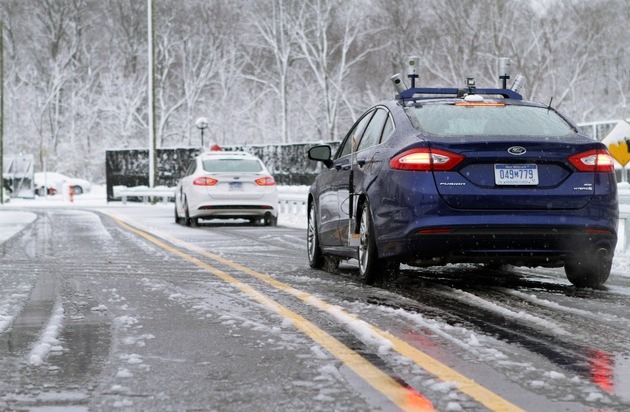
[264,215,277,227]
[358,202,397,285]
[184,202,198,227]
[73,186,83,195]
[174,206,181,224]
[565,250,612,288]
[307,202,324,269]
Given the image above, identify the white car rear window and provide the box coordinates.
[202,159,263,173]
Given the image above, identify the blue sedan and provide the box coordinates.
[307,69,618,288]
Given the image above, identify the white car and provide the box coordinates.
[34,172,92,196]
[174,151,279,226]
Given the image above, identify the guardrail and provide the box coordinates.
[112,186,174,204]
[277,189,307,215]
[111,185,310,210]
[618,211,630,255]
[619,188,630,254]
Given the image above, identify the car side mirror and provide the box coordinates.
[308,145,333,168]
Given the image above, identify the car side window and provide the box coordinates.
[336,111,375,159]
[357,108,389,152]
[185,160,197,176]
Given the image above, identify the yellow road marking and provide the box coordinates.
[110,213,525,411]
[111,216,433,412]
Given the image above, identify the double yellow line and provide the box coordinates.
[110,214,523,412]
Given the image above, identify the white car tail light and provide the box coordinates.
[255,176,276,186]
[193,177,218,186]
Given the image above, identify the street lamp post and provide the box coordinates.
[195,117,208,149]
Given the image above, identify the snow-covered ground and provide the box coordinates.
[1,184,630,410]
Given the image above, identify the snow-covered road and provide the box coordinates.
[1,192,630,410]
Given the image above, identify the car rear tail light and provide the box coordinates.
[255,176,276,186]
[454,102,506,107]
[193,177,219,186]
[390,148,464,171]
[568,149,615,173]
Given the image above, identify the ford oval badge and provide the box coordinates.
[508,146,527,155]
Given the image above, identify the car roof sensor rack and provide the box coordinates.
[397,87,522,101]
[392,56,525,102]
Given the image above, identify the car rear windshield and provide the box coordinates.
[407,104,575,137]
[202,159,263,173]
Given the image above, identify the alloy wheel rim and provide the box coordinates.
[308,207,316,260]
[359,208,369,274]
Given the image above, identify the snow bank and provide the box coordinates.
[0,211,37,242]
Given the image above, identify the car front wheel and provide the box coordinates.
[307,203,324,269]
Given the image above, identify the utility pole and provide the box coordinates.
[147,0,157,188]
[1,21,4,204]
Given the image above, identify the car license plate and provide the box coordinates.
[494,164,538,185]
[229,181,243,190]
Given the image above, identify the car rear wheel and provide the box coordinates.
[307,203,324,269]
[358,202,397,285]
[565,250,612,288]
[184,202,198,227]
[264,214,277,226]
[72,186,83,195]
[174,206,182,224]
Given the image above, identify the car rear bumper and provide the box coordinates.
[190,203,278,219]
[193,204,278,220]
[189,190,279,219]
[379,224,617,267]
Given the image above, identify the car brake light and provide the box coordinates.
[390,148,464,171]
[255,176,276,186]
[454,102,506,107]
[568,149,615,172]
[193,177,218,186]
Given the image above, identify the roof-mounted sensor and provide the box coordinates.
[392,56,526,102]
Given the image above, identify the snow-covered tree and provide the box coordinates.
[0,0,628,182]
